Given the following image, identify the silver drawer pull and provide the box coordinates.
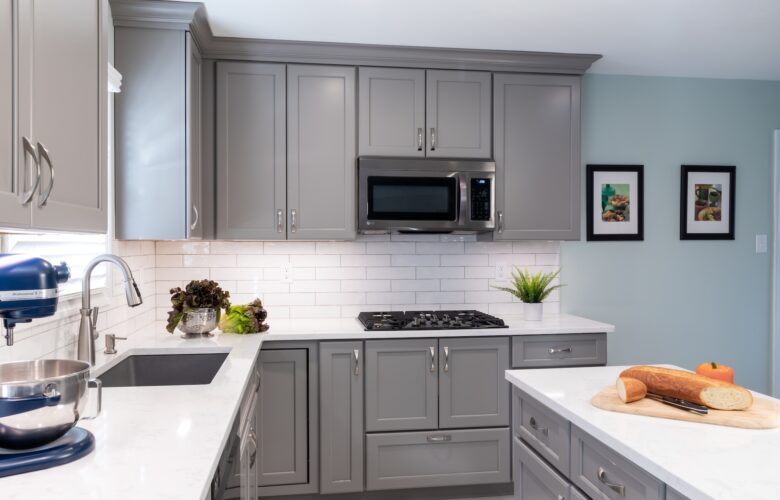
[426,434,451,443]
[21,137,41,206]
[417,127,423,150]
[443,346,449,372]
[529,416,548,436]
[276,209,284,233]
[430,127,436,150]
[290,209,297,233]
[598,466,626,497]
[429,346,436,372]
[353,348,360,375]
[190,205,199,231]
[548,346,572,355]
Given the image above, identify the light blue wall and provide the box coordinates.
[562,74,780,393]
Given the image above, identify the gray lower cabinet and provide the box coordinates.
[216,61,286,240]
[365,338,438,432]
[287,64,356,240]
[439,336,510,429]
[514,436,570,500]
[257,349,309,487]
[358,66,425,157]
[571,425,664,500]
[114,22,203,239]
[512,333,607,368]
[366,428,510,491]
[426,70,492,159]
[514,388,571,476]
[493,73,581,240]
[319,341,364,494]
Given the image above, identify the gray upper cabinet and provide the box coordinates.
[216,62,286,240]
[358,67,425,157]
[320,341,364,494]
[257,349,309,487]
[186,34,203,239]
[426,70,491,159]
[115,24,203,239]
[287,64,356,240]
[0,0,25,228]
[3,0,107,233]
[365,339,438,432]
[493,73,581,240]
[439,337,510,429]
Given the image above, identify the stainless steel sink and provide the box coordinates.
[98,352,228,387]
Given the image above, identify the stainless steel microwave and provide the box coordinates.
[358,157,496,233]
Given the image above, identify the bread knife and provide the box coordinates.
[646,393,709,415]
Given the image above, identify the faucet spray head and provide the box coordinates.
[126,279,143,307]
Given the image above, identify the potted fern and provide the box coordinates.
[492,268,563,321]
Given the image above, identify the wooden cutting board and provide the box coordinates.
[591,386,780,429]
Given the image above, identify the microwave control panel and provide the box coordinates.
[470,178,492,221]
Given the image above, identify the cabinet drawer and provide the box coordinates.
[513,387,570,476]
[366,428,510,490]
[512,333,606,368]
[513,436,570,500]
[571,426,664,500]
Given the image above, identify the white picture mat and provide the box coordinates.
[686,171,731,234]
[592,171,639,235]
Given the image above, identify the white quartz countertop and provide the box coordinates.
[505,366,780,500]
[1,313,612,499]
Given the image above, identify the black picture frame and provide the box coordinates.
[680,165,736,240]
[586,164,644,241]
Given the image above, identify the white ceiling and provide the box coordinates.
[176,0,780,80]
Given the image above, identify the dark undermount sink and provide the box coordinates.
[98,353,229,387]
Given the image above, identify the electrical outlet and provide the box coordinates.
[281,264,294,283]
[495,263,511,281]
[756,234,768,254]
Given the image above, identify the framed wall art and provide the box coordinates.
[680,165,736,240]
[586,165,644,241]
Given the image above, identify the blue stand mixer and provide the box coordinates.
[0,254,98,477]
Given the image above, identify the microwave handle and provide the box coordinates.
[458,175,467,225]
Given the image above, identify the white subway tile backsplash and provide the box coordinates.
[341,280,391,292]
[236,254,290,267]
[415,291,465,304]
[366,242,415,254]
[440,254,489,266]
[290,280,341,293]
[464,290,513,303]
[392,254,439,267]
[211,241,264,254]
[367,267,416,280]
[290,254,341,267]
[236,280,290,294]
[210,267,265,281]
[155,267,210,281]
[316,267,366,280]
[415,242,464,254]
[440,279,490,291]
[316,292,366,305]
[464,266,496,279]
[366,292,416,305]
[340,254,391,267]
[416,267,464,279]
[535,253,561,266]
[183,254,237,268]
[265,241,315,254]
[290,305,342,318]
[316,241,366,254]
[488,254,536,266]
[391,280,440,292]
[465,241,513,254]
[156,241,210,255]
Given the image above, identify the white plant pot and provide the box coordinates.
[524,302,543,321]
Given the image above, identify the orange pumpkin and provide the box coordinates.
[695,362,734,384]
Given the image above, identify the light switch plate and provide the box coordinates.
[495,263,512,281]
[756,234,768,253]
[281,264,294,283]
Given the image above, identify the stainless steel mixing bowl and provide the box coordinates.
[0,359,101,449]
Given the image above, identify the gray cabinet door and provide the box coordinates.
[365,338,438,432]
[358,67,425,157]
[426,70,491,159]
[320,341,364,494]
[0,0,28,228]
[439,336,510,429]
[186,33,203,239]
[257,349,308,487]
[216,61,286,240]
[287,64,356,240]
[493,73,581,240]
[18,0,106,233]
[115,27,187,240]
[513,437,570,500]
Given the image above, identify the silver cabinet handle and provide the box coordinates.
[443,346,449,372]
[557,496,564,500]
[290,209,297,233]
[548,346,572,355]
[36,142,54,207]
[276,209,284,233]
[190,205,199,231]
[597,467,626,497]
[249,429,257,469]
[529,416,548,436]
[497,210,504,234]
[353,348,360,375]
[426,433,451,443]
[417,127,423,151]
[429,346,436,372]
[430,127,436,150]
[21,137,41,206]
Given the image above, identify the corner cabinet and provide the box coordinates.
[114,22,204,240]
[287,65,356,240]
[493,73,581,240]
[358,68,491,159]
[1,0,108,233]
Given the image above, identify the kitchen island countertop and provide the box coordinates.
[505,365,780,500]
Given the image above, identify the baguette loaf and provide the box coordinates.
[616,376,647,403]
[620,366,753,410]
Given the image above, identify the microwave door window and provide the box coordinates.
[368,177,457,220]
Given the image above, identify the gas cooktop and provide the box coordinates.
[357,310,507,331]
